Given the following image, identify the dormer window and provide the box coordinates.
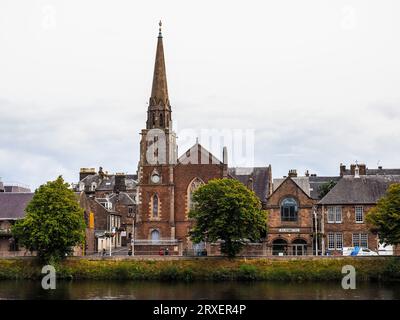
[91,182,97,191]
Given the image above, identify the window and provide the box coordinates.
[128,206,134,217]
[151,229,160,241]
[327,206,342,223]
[152,194,159,218]
[328,233,335,250]
[355,206,364,223]
[187,178,204,211]
[352,233,368,247]
[91,182,97,191]
[159,113,163,127]
[335,207,342,223]
[327,207,335,223]
[328,233,343,250]
[336,233,343,249]
[280,198,298,222]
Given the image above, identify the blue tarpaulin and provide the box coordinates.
[350,246,360,256]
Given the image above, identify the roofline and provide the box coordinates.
[268,176,312,201]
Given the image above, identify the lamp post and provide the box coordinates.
[132,214,135,256]
[313,209,318,256]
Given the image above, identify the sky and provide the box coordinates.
[0,0,400,190]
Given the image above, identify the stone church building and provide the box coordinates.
[135,23,271,255]
[74,23,271,255]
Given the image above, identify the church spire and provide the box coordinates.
[149,20,170,108]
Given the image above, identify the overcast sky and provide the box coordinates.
[1,0,399,190]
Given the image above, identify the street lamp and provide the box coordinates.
[313,209,318,256]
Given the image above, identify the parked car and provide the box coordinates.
[342,247,378,256]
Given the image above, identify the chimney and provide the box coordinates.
[79,168,96,181]
[0,178,4,192]
[288,169,297,178]
[114,173,126,193]
[350,163,366,176]
[305,170,310,177]
[340,163,346,177]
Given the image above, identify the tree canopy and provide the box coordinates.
[366,183,400,245]
[189,178,268,257]
[12,176,86,263]
[318,180,337,199]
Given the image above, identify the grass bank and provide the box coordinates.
[1,257,400,282]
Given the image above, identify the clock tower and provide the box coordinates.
[136,21,178,240]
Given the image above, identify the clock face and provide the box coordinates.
[151,174,160,183]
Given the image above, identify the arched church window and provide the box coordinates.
[159,113,164,127]
[188,178,204,211]
[152,112,156,126]
[152,194,159,218]
[281,198,298,222]
[151,229,160,241]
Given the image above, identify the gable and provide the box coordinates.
[268,177,312,206]
[178,143,222,165]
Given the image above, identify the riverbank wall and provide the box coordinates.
[1,257,399,281]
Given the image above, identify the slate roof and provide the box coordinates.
[109,192,136,206]
[319,175,400,205]
[273,176,311,197]
[77,174,138,192]
[0,193,33,220]
[342,168,400,176]
[228,167,271,203]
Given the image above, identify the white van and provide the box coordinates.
[378,243,394,256]
[342,247,378,256]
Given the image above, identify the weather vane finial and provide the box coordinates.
[158,20,162,37]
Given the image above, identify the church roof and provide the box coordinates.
[178,143,222,165]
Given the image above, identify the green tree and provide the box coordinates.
[12,176,86,263]
[189,178,268,258]
[366,183,400,245]
[318,180,337,199]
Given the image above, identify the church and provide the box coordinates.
[74,22,271,255]
[135,22,271,255]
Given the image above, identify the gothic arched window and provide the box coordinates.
[151,229,160,241]
[152,194,159,218]
[187,178,204,211]
[159,113,164,127]
[281,198,298,222]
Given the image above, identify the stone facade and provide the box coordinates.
[265,177,316,255]
[321,204,378,255]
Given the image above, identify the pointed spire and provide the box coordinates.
[150,20,169,108]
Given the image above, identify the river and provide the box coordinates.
[0,280,399,300]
